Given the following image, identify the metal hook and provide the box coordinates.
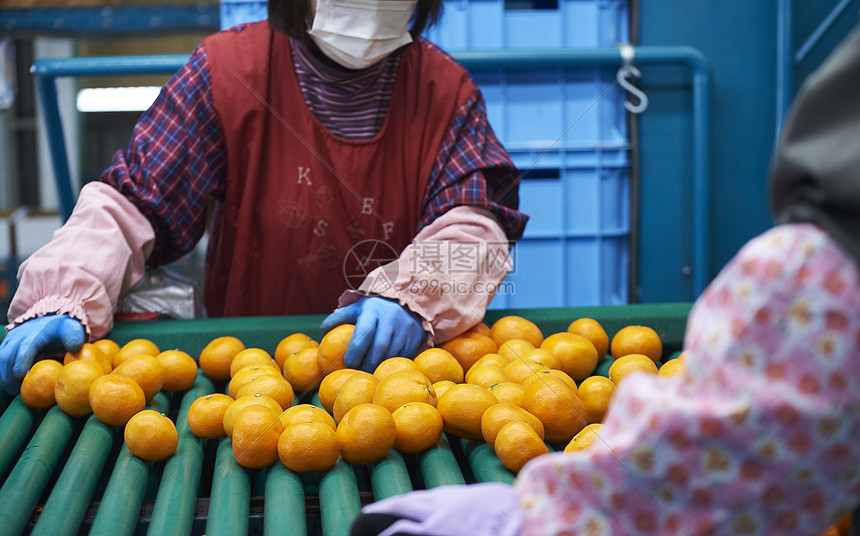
[618,64,649,114]
[617,44,649,114]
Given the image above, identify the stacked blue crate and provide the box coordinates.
[425,0,628,49]
[220,0,267,30]
[434,0,631,309]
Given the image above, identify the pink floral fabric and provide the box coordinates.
[515,223,860,535]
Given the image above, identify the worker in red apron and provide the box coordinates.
[0,0,527,393]
[352,23,860,536]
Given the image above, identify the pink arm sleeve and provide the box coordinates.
[7,182,155,340]
[515,223,860,534]
[340,205,512,345]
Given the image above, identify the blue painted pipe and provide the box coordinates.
[32,46,711,293]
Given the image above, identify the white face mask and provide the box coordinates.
[307,0,419,70]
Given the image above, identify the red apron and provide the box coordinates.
[202,23,475,317]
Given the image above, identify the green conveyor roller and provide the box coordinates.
[0,304,691,534]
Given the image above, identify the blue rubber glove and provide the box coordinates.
[351,483,523,536]
[0,314,85,395]
[320,296,425,373]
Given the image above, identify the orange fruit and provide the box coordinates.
[113,339,160,369]
[336,403,397,465]
[608,353,659,384]
[497,339,536,362]
[823,515,852,536]
[124,410,178,461]
[610,325,663,363]
[488,381,526,408]
[503,359,551,385]
[92,339,120,364]
[229,348,278,377]
[520,348,560,370]
[540,333,599,381]
[470,353,512,370]
[317,324,355,374]
[64,343,112,374]
[274,333,319,369]
[577,376,616,424]
[228,365,282,399]
[564,423,603,453]
[157,350,199,392]
[372,357,419,381]
[20,360,60,402]
[54,360,104,417]
[372,370,436,413]
[282,347,323,394]
[523,375,586,444]
[223,393,283,438]
[187,393,234,439]
[440,332,497,372]
[465,364,508,390]
[489,316,544,348]
[278,422,340,472]
[199,336,245,381]
[567,318,610,358]
[658,358,686,377]
[333,372,380,423]
[493,420,548,473]
[521,368,578,393]
[111,354,164,402]
[413,348,464,384]
[431,380,456,399]
[318,368,361,414]
[236,373,295,410]
[278,403,336,431]
[89,374,146,426]
[391,402,444,453]
[436,383,498,440]
[465,323,493,337]
[232,404,283,469]
[480,401,545,448]
[20,360,64,409]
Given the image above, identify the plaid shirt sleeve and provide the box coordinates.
[99,42,227,266]
[421,87,529,243]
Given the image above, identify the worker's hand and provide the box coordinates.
[0,314,85,395]
[350,483,523,536]
[320,297,425,373]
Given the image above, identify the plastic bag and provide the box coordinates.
[115,267,205,321]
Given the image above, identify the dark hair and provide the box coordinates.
[268,0,443,44]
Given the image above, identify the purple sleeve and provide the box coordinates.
[99,42,227,266]
[421,89,528,243]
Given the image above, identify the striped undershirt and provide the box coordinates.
[290,37,401,141]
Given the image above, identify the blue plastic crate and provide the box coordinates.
[220,0,628,47]
[489,154,629,309]
[426,0,628,50]
[220,0,267,30]
[476,67,627,149]
[470,60,630,309]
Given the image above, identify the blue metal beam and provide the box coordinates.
[31,46,712,295]
[776,0,793,135]
[1,6,219,35]
[795,0,856,63]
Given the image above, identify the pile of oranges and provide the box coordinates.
[17,314,686,475]
[19,337,198,461]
